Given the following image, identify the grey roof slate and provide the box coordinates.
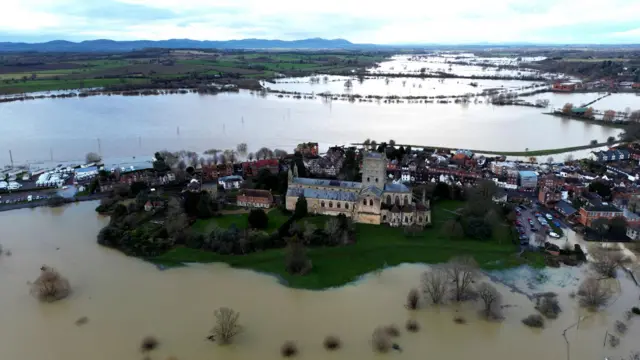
[287,187,358,202]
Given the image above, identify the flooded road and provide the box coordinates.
[1,202,639,360]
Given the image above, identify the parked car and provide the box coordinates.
[545,214,553,220]
[530,227,538,232]
[549,232,560,238]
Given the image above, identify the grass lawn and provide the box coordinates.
[192,208,296,234]
[154,200,541,289]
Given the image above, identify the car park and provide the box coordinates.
[545,214,553,220]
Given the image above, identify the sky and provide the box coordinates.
[2,0,640,44]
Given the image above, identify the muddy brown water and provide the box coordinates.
[1,201,639,360]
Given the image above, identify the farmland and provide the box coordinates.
[0,50,389,94]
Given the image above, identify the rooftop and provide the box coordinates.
[219,175,243,182]
[519,170,538,177]
[287,187,358,202]
[384,182,411,193]
[555,200,577,216]
[292,177,362,189]
[364,152,385,159]
[584,203,622,212]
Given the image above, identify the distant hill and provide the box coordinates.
[0,38,385,52]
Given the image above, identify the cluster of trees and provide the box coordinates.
[440,181,512,241]
[362,138,413,162]
[590,216,628,241]
[420,256,503,320]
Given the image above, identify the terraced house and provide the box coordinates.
[285,152,430,226]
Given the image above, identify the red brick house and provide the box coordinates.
[578,203,623,227]
[200,164,233,180]
[538,175,564,190]
[552,83,576,92]
[237,189,273,208]
[242,159,279,177]
[539,187,562,207]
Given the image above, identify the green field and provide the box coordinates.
[154,201,542,289]
[192,209,294,234]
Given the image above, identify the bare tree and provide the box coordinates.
[591,248,625,278]
[562,103,573,114]
[274,149,288,159]
[236,143,248,157]
[477,282,502,319]
[421,266,448,304]
[546,156,554,165]
[248,152,255,161]
[564,154,574,163]
[210,307,243,344]
[584,107,594,118]
[603,110,616,122]
[577,277,613,310]
[630,110,640,122]
[85,152,101,163]
[446,256,478,302]
[30,265,71,302]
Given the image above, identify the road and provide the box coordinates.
[515,206,542,248]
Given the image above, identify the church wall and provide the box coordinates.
[383,192,411,206]
[357,195,382,215]
[357,213,381,225]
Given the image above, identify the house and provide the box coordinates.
[218,175,243,190]
[626,225,640,241]
[492,189,508,204]
[590,149,631,162]
[144,200,164,212]
[242,159,279,177]
[518,170,538,189]
[296,142,319,157]
[578,203,623,227]
[237,189,273,208]
[539,187,562,207]
[552,82,576,92]
[538,174,564,190]
[555,200,577,218]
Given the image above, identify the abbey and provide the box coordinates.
[285,152,431,227]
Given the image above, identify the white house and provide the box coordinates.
[218,175,243,190]
[626,225,640,241]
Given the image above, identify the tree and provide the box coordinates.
[85,152,101,163]
[210,307,243,345]
[588,181,611,199]
[591,218,609,241]
[421,266,448,304]
[577,277,612,310]
[344,79,353,89]
[629,110,640,122]
[248,152,255,161]
[236,143,248,157]
[285,236,311,275]
[406,288,420,309]
[603,110,616,122]
[30,266,71,302]
[256,147,274,160]
[609,216,628,238]
[248,209,269,229]
[274,149,288,159]
[294,195,308,219]
[446,256,478,302]
[564,154,574,163]
[477,282,502,319]
[562,103,573,114]
[546,156,554,164]
[607,136,616,144]
[591,248,624,278]
[441,219,464,239]
[584,107,594,118]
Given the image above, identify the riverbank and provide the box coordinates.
[543,112,628,128]
[352,140,622,157]
[0,193,107,213]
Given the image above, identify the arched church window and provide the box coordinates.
[363,199,367,205]
[321,201,325,207]
[367,177,370,182]
[345,203,349,209]
[383,215,387,221]
[418,217,422,222]
[375,178,379,183]
[386,195,391,204]
[404,195,408,205]
[404,216,408,223]
[369,199,373,206]
[337,202,341,208]
[329,201,333,208]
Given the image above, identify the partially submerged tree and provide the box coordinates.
[591,248,624,278]
[30,265,71,302]
[210,307,243,345]
[577,277,613,310]
[285,236,312,275]
[236,143,248,157]
[522,314,544,328]
[421,266,449,304]
[477,282,502,320]
[534,293,561,319]
[445,256,478,302]
[406,288,420,310]
[323,335,341,350]
[371,327,392,353]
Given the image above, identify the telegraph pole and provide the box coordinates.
[9,150,13,168]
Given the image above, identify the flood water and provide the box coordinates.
[0,92,622,165]
[1,202,639,360]
[264,76,540,97]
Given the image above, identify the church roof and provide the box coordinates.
[292,177,362,189]
[390,205,401,213]
[361,185,384,197]
[287,187,358,202]
[384,182,411,193]
[364,152,385,159]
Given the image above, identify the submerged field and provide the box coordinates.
[154,200,542,289]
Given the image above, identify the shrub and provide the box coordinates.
[371,327,392,353]
[577,277,613,310]
[210,307,243,345]
[285,236,312,275]
[281,341,298,357]
[140,336,159,352]
[609,334,620,348]
[384,324,400,337]
[535,295,561,319]
[323,335,341,350]
[615,320,628,334]
[29,266,71,302]
[632,307,640,315]
[405,319,420,332]
[248,209,269,229]
[406,288,420,310]
[522,314,545,328]
[453,316,467,324]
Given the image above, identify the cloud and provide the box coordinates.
[2,0,640,44]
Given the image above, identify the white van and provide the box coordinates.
[27,195,33,202]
